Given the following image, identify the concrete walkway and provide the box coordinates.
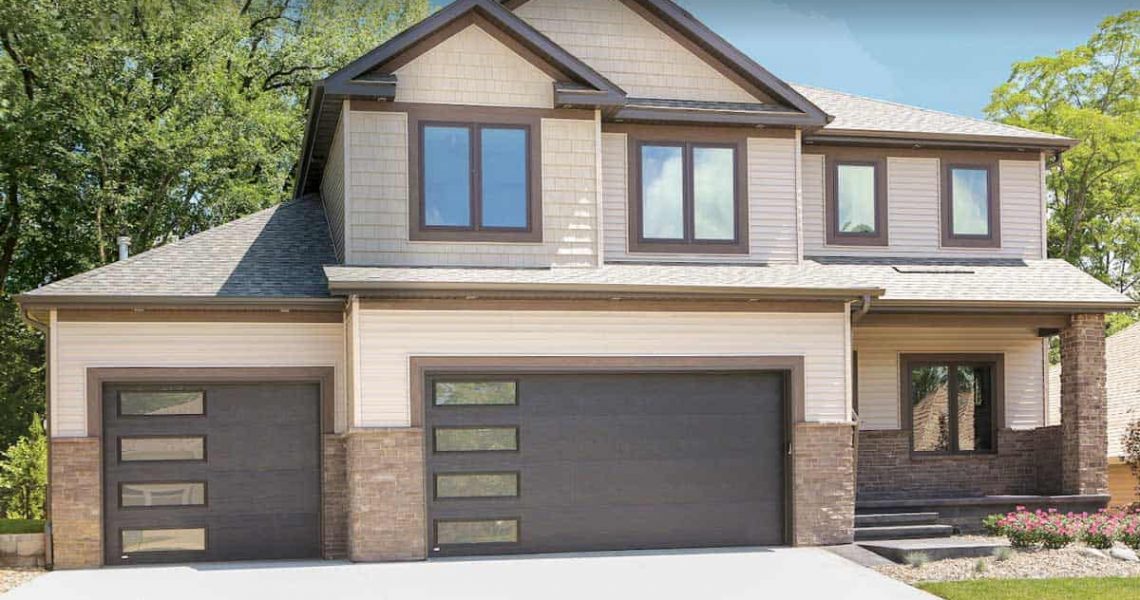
[6,547,935,600]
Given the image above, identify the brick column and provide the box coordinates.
[49,438,101,569]
[793,423,855,545]
[345,429,426,561]
[1060,313,1108,495]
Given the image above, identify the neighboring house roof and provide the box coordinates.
[1049,322,1140,457]
[16,197,338,306]
[794,84,1077,150]
[324,259,1134,311]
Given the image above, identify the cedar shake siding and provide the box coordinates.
[320,114,347,262]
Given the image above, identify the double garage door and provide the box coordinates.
[426,371,788,556]
[101,371,786,564]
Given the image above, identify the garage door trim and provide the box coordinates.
[411,355,803,550]
[86,366,335,565]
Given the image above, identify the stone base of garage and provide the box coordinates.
[792,423,856,546]
[344,428,426,562]
[49,438,101,569]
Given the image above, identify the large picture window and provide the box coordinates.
[630,140,747,254]
[826,157,887,246]
[904,355,1000,454]
[414,119,540,242]
[942,162,1000,248]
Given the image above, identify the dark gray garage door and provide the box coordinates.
[102,382,321,565]
[425,371,787,557]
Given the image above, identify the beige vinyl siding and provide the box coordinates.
[514,0,764,104]
[347,111,598,267]
[356,309,850,427]
[51,321,346,438]
[803,154,1044,259]
[854,325,1047,431]
[393,24,554,109]
[602,135,799,264]
[320,114,347,262]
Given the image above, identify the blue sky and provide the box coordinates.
[432,0,1133,117]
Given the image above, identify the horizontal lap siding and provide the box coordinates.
[356,310,849,427]
[52,321,346,437]
[320,115,346,262]
[393,25,553,109]
[803,155,1043,259]
[602,135,799,264]
[514,0,765,104]
[348,112,598,267]
[854,325,1047,431]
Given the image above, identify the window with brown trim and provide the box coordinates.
[629,140,747,254]
[413,118,540,243]
[942,162,1000,248]
[826,157,887,246]
[903,354,1002,455]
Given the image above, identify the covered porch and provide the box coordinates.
[851,310,1111,535]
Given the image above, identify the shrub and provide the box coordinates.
[0,415,46,520]
[1119,514,1140,550]
[974,559,988,574]
[982,513,1006,536]
[1036,510,1082,549]
[904,552,929,568]
[993,546,1014,562]
[998,506,1043,548]
[1083,510,1124,549]
[1124,419,1140,502]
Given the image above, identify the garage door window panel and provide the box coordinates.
[435,472,520,499]
[433,381,518,406]
[119,391,205,416]
[434,427,518,453]
[436,519,520,545]
[120,482,207,508]
[119,436,206,463]
[121,528,207,553]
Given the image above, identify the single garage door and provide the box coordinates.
[425,371,787,557]
[102,382,321,565]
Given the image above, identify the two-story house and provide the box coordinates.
[17,0,1135,568]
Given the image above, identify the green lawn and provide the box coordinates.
[0,519,44,534]
[918,577,1140,600]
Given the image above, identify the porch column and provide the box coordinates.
[1060,313,1108,495]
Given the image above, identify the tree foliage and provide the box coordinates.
[986,10,1140,333]
[0,0,429,450]
[0,413,45,519]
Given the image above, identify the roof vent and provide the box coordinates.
[117,236,132,261]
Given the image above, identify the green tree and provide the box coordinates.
[986,10,1140,333]
[0,0,429,450]
[0,413,45,519]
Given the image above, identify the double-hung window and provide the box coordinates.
[827,157,886,246]
[415,122,539,242]
[904,354,1001,455]
[631,141,746,253]
[942,162,999,248]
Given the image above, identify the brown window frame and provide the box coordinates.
[410,110,542,244]
[628,139,748,254]
[901,353,1003,457]
[941,161,1000,248]
[826,157,888,246]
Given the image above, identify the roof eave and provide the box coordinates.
[14,295,345,311]
[804,130,1079,152]
[871,299,1139,314]
[611,105,824,127]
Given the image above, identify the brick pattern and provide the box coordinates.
[1061,313,1109,494]
[1034,425,1063,495]
[49,438,101,569]
[857,429,1044,500]
[345,429,425,561]
[394,24,554,108]
[347,111,598,268]
[793,423,855,546]
[322,434,348,559]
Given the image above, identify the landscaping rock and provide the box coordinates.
[1109,547,1139,562]
[1078,547,1109,560]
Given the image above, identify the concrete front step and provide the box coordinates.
[854,524,955,541]
[855,512,940,528]
[857,537,1010,563]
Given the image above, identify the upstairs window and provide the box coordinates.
[630,141,747,254]
[904,354,1000,455]
[826,158,886,246]
[414,121,540,242]
[942,163,999,248]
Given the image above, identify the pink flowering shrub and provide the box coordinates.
[1116,511,1140,550]
[1083,509,1125,549]
[996,506,1043,548]
[988,506,1129,550]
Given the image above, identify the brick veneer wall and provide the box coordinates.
[1034,425,1064,495]
[49,438,101,569]
[857,429,1053,500]
[793,423,855,545]
[1061,314,1109,494]
[345,429,425,562]
[322,435,348,559]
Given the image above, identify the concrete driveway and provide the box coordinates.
[6,547,934,600]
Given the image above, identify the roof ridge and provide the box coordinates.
[790,82,1070,140]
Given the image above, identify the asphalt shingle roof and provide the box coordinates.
[792,84,1076,145]
[19,197,336,301]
